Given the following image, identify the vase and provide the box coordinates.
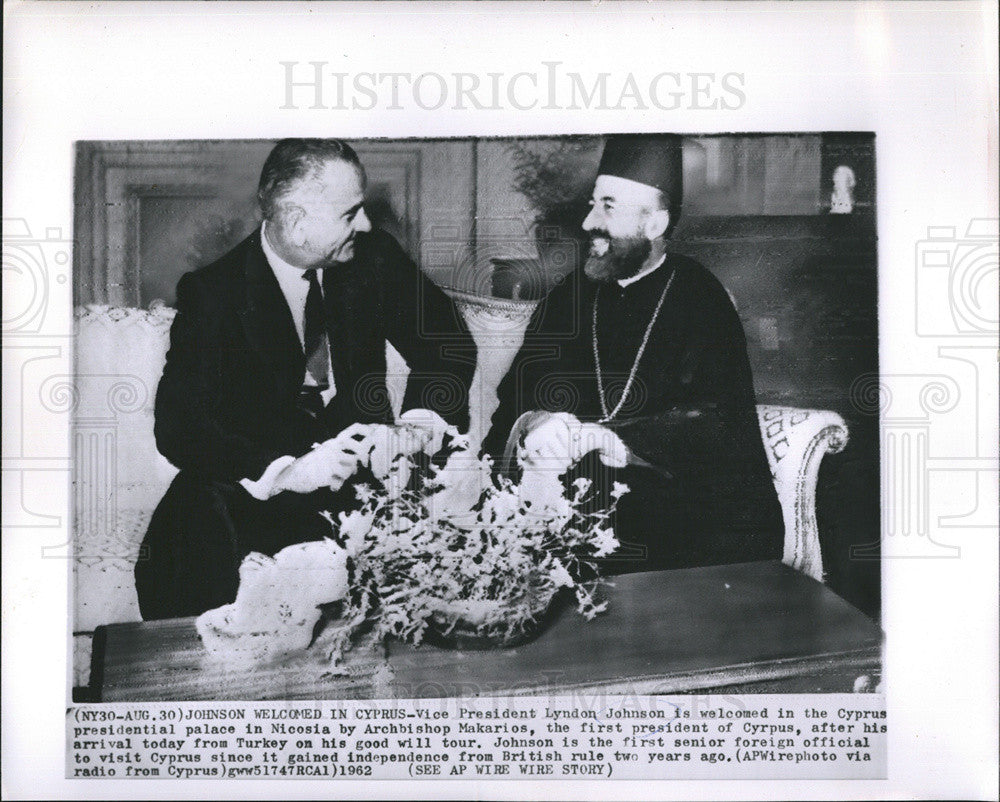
[421,590,569,650]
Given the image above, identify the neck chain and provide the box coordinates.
[592,267,676,423]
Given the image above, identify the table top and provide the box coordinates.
[91,561,882,701]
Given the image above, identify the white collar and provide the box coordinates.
[260,220,321,282]
[618,253,667,288]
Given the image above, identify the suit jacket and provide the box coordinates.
[136,226,477,619]
[485,253,784,572]
[154,227,476,484]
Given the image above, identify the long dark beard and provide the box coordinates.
[584,234,652,283]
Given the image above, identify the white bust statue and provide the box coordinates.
[830,165,856,214]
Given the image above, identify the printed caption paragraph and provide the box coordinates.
[68,695,886,780]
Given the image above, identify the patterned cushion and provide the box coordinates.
[757,405,849,581]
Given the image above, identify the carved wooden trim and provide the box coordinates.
[75,142,236,305]
[74,140,428,306]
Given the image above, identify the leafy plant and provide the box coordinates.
[508,138,603,216]
[326,448,626,650]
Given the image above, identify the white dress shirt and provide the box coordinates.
[241,222,336,498]
[259,221,336,404]
[240,225,468,498]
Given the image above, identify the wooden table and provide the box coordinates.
[89,561,881,701]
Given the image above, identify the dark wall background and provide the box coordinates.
[671,213,879,618]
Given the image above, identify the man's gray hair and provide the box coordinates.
[257,138,364,220]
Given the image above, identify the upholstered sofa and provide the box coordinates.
[71,295,849,686]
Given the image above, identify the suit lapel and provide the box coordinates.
[238,229,305,392]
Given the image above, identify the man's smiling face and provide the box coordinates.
[581,174,665,283]
[289,159,372,267]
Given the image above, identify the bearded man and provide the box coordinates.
[486,134,784,573]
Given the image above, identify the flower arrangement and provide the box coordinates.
[328,441,627,650]
[194,422,628,665]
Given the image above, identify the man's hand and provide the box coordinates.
[518,412,629,473]
[398,408,460,455]
[271,423,373,495]
[575,421,629,468]
[366,423,430,481]
[423,447,490,528]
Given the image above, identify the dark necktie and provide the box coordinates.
[299,268,330,417]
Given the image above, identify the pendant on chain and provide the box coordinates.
[592,268,676,423]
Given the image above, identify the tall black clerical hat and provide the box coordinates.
[597,134,683,212]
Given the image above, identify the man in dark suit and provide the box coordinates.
[136,139,476,620]
[486,134,784,574]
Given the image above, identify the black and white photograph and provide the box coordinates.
[3,1,996,799]
[70,132,881,702]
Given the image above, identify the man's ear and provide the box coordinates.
[283,205,307,246]
[643,208,670,240]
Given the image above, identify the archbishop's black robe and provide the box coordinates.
[485,253,784,573]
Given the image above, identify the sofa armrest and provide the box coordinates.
[757,405,850,582]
